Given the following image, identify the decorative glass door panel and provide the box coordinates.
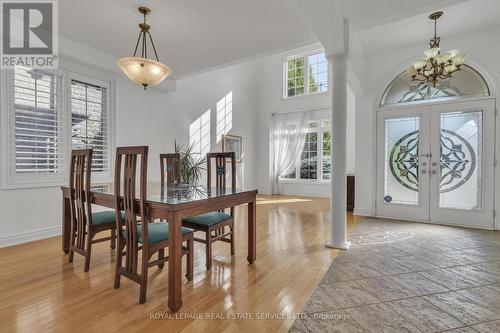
[384,117,420,205]
[377,105,430,222]
[439,111,483,210]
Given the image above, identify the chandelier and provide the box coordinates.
[409,11,466,87]
[117,6,171,90]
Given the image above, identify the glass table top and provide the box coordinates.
[90,182,255,205]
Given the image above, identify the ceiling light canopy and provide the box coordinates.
[117,6,171,90]
[409,11,466,87]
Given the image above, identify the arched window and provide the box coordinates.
[380,65,490,107]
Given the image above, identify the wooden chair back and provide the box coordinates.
[69,149,93,252]
[114,146,148,274]
[207,152,236,216]
[206,152,236,191]
[160,153,181,192]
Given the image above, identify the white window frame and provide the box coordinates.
[283,50,329,99]
[279,119,331,183]
[1,61,116,189]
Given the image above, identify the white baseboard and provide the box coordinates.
[0,226,61,248]
[353,208,374,217]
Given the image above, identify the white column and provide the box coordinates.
[326,54,350,250]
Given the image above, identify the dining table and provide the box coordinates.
[60,182,258,312]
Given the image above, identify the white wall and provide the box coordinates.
[169,61,258,189]
[353,26,500,229]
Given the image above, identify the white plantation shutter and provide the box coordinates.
[2,65,114,188]
[70,78,110,173]
[13,67,65,175]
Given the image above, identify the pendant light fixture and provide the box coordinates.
[409,11,466,87]
[117,6,171,89]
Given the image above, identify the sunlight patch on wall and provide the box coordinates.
[216,91,232,143]
[189,109,211,161]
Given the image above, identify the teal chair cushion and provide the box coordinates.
[92,211,122,226]
[183,211,232,226]
[122,222,192,244]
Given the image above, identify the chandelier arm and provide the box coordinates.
[147,32,160,62]
[132,30,143,57]
[411,76,426,82]
[422,58,433,72]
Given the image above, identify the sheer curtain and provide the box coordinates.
[271,111,311,194]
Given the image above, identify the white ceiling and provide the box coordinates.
[358,0,500,55]
[59,0,317,78]
[59,0,500,78]
[337,0,468,31]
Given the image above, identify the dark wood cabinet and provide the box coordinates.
[347,175,355,212]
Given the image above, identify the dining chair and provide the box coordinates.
[160,153,181,194]
[68,149,117,272]
[113,146,194,304]
[182,152,236,270]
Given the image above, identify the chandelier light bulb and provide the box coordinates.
[424,48,440,59]
[413,60,426,71]
[407,67,418,76]
[446,49,460,58]
[454,53,466,66]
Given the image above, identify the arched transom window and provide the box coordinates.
[380,64,490,107]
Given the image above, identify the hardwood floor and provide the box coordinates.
[0,196,358,333]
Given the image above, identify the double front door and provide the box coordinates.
[377,99,496,229]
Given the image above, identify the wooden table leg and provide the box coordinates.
[247,198,256,263]
[168,210,183,312]
[62,194,71,254]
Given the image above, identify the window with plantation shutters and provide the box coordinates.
[2,65,115,188]
[13,66,64,174]
[70,79,109,173]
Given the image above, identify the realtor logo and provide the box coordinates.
[1,0,58,68]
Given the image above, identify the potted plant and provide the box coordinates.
[174,141,206,186]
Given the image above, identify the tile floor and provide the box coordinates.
[289,218,500,333]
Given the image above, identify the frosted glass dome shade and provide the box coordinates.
[117,57,171,88]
